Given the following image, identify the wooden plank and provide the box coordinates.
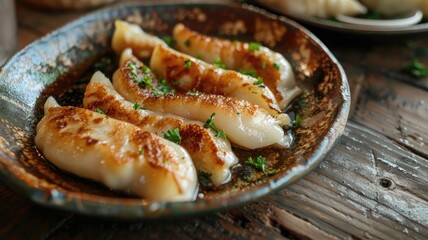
[16,1,90,35]
[346,62,428,159]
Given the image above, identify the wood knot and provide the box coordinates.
[379,177,396,190]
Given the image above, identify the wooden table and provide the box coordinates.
[1,2,428,239]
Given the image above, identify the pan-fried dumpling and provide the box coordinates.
[150,44,284,117]
[259,0,367,17]
[112,20,166,59]
[83,71,239,186]
[35,97,197,202]
[173,23,301,109]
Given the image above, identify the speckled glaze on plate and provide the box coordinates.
[0,0,349,219]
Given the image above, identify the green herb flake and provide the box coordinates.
[185,39,191,47]
[246,156,266,172]
[246,156,277,176]
[203,113,226,138]
[139,149,144,156]
[273,63,280,70]
[295,114,302,127]
[253,77,263,85]
[128,62,154,87]
[162,36,175,48]
[172,79,179,85]
[405,59,428,79]
[239,69,257,78]
[95,108,108,118]
[141,65,151,74]
[140,75,154,87]
[184,60,192,69]
[232,40,239,46]
[214,57,226,69]
[261,62,266,69]
[248,42,262,52]
[133,102,140,110]
[157,78,175,94]
[164,128,181,144]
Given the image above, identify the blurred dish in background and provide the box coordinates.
[360,0,428,17]
[336,10,423,28]
[257,0,368,18]
[20,0,117,10]
[253,0,428,34]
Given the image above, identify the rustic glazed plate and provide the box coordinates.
[0,1,349,219]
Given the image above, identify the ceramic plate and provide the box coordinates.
[252,1,428,35]
[0,0,349,219]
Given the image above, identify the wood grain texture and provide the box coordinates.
[343,61,428,158]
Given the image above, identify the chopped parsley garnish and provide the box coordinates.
[156,78,176,95]
[214,57,226,69]
[294,114,302,127]
[248,42,261,52]
[253,77,263,85]
[239,69,257,78]
[232,40,239,46]
[128,62,154,87]
[185,39,191,47]
[261,62,266,69]
[133,102,140,110]
[184,60,192,68]
[246,156,277,176]
[95,108,108,118]
[203,113,226,138]
[273,63,280,70]
[139,149,144,155]
[141,65,151,74]
[162,36,175,48]
[164,128,181,144]
[139,75,154,87]
[172,79,179,85]
[405,59,428,79]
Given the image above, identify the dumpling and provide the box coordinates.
[173,23,301,109]
[83,71,238,186]
[258,0,367,17]
[112,20,166,59]
[35,97,197,202]
[150,44,285,117]
[113,50,290,149]
[360,0,425,16]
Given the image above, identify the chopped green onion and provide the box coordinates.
[164,128,181,144]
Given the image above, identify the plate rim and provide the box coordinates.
[0,0,350,219]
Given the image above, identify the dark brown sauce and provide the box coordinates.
[36,51,303,199]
